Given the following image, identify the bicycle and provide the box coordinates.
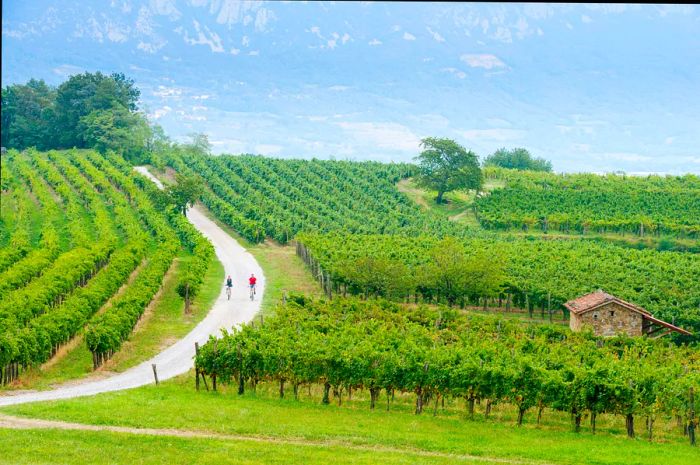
[249,284,256,301]
[226,286,232,300]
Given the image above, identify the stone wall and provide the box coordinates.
[569,301,642,337]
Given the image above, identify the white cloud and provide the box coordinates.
[581,15,592,24]
[52,64,84,77]
[566,22,574,30]
[665,137,675,145]
[493,26,512,43]
[255,144,283,155]
[249,50,259,56]
[210,138,246,154]
[150,0,181,20]
[180,19,225,53]
[193,94,211,100]
[441,68,467,79]
[153,85,183,98]
[151,106,172,119]
[254,8,275,32]
[329,85,350,91]
[242,35,250,47]
[205,0,276,30]
[572,143,591,152]
[307,26,351,50]
[486,118,512,128]
[460,54,506,69]
[392,24,401,32]
[426,26,445,42]
[403,32,416,41]
[460,129,525,141]
[335,122,421,152]
[106,23,129,42]
[368,39,382,46]
[230,47,240,55]
[597,152,651,162]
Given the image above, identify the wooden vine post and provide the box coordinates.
[195,342,200,391]
[690,387,696,446]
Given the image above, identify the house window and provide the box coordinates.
[610,310,615,317]
[593,313,598,320]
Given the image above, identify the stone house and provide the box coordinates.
[564,290,691,338]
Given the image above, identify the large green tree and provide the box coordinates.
[79,106,151,162]
[414,137,482,204]
[166,173,204,215]
[1,72,146,154]
[484,147,553,172]
[1,79,56,149]
[53,71,141,148]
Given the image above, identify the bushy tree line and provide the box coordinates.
[483,147,553,172]
[196,297,699,443]
[1,73,151,162]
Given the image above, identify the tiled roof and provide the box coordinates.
[564,290,650,315]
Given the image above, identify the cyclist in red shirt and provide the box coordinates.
[248,274,257,300]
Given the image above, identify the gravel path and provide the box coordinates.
[0,167,264,406]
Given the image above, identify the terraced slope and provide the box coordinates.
[0,150,213,385]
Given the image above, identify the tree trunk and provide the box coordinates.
[238,374,245,395]
[591,411,597,434]
[369,387,380,410]
[279,378,285,398]
[626,413,635,438]
[485,399,492,419]
[415,386,423,414]
[436,190,445,204]
[322,382,331,405]
[468,394,475,419]
[517,407,526,426]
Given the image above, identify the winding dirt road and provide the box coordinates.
[0,167,264,406]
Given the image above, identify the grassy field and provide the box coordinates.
[397,178,483,228]
[2,253,223,390]
[0,428,496,465]
[2,374,697,465]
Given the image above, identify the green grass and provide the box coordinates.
[397,178,504,229]
[3,375,697,465]
[0,428,484,465]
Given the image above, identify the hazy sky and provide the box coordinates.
[2,1,699,173]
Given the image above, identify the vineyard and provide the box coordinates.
[160,151,465,243]
[196,296,700,442]
[0,149,213,384]
[475,168,700,237]
[295,233,700,341]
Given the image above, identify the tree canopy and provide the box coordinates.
[414,137,482,204]
[166,173,204,215]
[483,147,553,172]
[1,72,151,162]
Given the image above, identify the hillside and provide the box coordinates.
[0,150,213,386]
